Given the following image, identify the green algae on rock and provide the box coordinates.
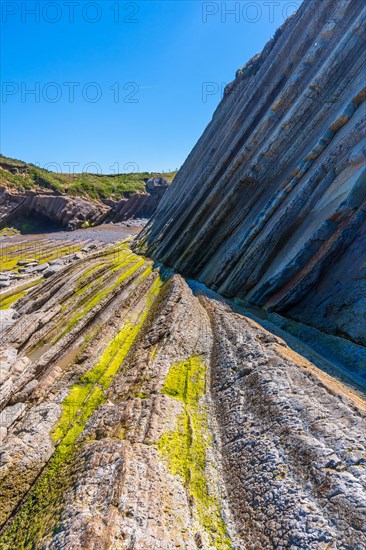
[159,356,233,549]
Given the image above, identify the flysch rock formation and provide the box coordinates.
[1,1,366,548]
[0,238,365,549]
[137,0,366,346]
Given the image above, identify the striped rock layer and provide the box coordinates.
[138,0,366,345]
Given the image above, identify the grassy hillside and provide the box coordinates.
[0,154,177,201]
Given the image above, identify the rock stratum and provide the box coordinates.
[0,185,167,231]
[1,237,365,548]
[138,0,366,346]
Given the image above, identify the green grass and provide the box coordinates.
[158,356,233,549]
[0,154,177,201]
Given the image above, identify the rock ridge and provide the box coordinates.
[137,0,366,345]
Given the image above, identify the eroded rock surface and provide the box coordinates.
[0,240,365,548]
[138,0,366,345]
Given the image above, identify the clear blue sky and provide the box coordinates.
[1,1,301,173]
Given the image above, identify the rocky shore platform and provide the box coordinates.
[0,235,365,548]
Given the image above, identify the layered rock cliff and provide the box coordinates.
[105,178,169,223]
[1,2,366,547]
[0,177,168,231]
[138,0,366,345]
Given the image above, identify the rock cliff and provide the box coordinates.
[138,0,366,345]
[0,177,168,231]
[106,178,169,223]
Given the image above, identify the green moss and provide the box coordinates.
[0,227,19,237]
[136,392,149,399]
[158,357,232,549]
[0,242,83,272]
[74,263,108,295]
[0,291,26,309]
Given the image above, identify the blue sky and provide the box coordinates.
[1,1,301,173]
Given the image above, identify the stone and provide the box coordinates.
[0,241,365,548]
[26,263,49,274]
[0,347,17,383]
[0,2,365,548]
[0,281,10,288]
[0,427,7,441]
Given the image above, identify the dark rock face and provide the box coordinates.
[138,0,366,345]
[106,193,159,223]
[0,189,109,231]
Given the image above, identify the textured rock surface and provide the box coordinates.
[138,0,366,345]
[105,179,169,223]
[106,192,161,223]
[0,237,365,548]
